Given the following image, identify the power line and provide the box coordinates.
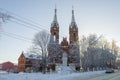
[1,33,32,43]
[9,17,65,38]
[12,17,45,30]
[1,31,32,43]
[10,15,66,38]
[0,8,47,30]
[9,19,41,31]
[0,8,70,45]
[0,8,51,32]
[0,8,67,38]
[3,31,32,40]
[0,8,49,32]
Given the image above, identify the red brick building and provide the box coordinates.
[18,52,42,72]
[1,61,16,71]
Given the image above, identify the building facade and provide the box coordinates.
[47,8,80,71]
[18,52,42,72]
[1,61,16,71]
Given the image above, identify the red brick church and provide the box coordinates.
[47,8,80,71]
[18,8,80,72]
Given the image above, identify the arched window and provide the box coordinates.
[53,32,56,35]
[73,33,76,41]
[73,33,76,36]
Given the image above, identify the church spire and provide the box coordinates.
[50,6,59,43]
[69,6,77,28]
[53,7,58,23]
[71,6,75,23]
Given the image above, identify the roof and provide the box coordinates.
[23,53,42,60]
[1,61,14,65]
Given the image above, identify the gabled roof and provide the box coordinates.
[23,53,42,60]
[19,51,42,60]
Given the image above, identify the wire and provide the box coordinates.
[9,19,64,38]
[11,16,66,38]
[0,7,70,46]
[0,8,47,30]
[3,31,32,40]
[1,32,32,43]
[0,8,67,37]
[9,19,41,31]
[12,17,45,30]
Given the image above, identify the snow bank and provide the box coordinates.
[0,71,105,80]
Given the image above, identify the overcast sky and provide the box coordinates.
[0,0,120,63]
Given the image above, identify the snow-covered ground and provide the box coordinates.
[0,71,105,80]
[83,70,120,80]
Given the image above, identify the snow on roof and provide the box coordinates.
[23,53,42,60]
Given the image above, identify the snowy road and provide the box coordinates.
[0,70,120,80]
[79,71,120,80]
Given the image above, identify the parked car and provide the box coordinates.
[105,69,114,73]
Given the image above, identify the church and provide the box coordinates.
[18,8,80,72]
[47,8,80,71]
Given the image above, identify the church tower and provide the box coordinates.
[69,9,78,44]
[50,8,59,43]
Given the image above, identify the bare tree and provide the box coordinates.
[28,45,42,55]
[32,30,50,73]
